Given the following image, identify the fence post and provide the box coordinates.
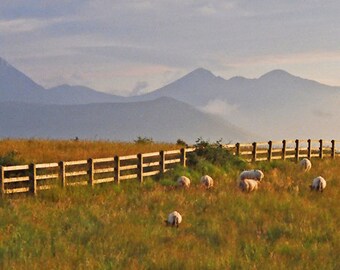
[29,163,37,195]
[59,161,66,188]
[160,150,165,173]
[137,153,144,183]
[180,148,186,167]
[0,166,4,197]
[307,139,312,159]
[236,143,240,156]
[282,140,286,160]
[331,140,335,159]
[319,139,323,159]
[252,142,257,162]
[295,139,299,162]
[114,156,120,184]
[268,141,273,161]
[88,158,94,187]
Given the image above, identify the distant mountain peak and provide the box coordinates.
[259,69,296,80]
[184,68,216,79]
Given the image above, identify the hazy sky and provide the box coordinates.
[1,1,340,95]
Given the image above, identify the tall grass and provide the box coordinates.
[0,140,338,269]
[0,138,180,164]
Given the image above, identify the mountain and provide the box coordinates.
[0,57,46,103]
[1,55,339,140]
[131,68,340,140]
[46,84,126,105]
[0,97,251,143]
[0,57,125,104]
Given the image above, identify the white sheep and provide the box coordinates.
[300,158,312,172]
[200,175,214,189]
[239,179,259,192]
[239,170,264,182]
[310,176,327,192]
[165,211,182,228]
[177,176,191,188]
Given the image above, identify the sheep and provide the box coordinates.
[165,211,182,228]
[239,178,259,192]
[310,176,327,192]
[177,176,191,188]
[200,175,214,189]
[300,158,312,172]
[239,169,264,182]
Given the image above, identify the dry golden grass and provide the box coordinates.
[0,138,181,164]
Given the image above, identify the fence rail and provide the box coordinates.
[0,147,195,196]
[0,139,339,196]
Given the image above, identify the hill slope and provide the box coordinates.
[0,97,251,143]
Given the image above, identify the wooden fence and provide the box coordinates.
[0,148,194,196]
[0,139,339,196]
[224,139,339,162]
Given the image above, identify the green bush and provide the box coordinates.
[134,136,154,144]
[0,150,23,166]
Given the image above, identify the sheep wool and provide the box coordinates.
[177,176,191,188]
[310,176,327,192]
[300,158,312,172]
[239,170,264,181]
[239,179,259,192]
[166,211,182,228]
[200,175,214,189]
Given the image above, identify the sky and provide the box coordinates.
[1,0,340,96]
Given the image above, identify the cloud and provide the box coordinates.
[201,99,239,117]
[130,81,149,96]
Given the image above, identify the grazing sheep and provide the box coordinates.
[239,179,259,192]
[239,170,264,182]
[310,176,327,192]
[200,175,214,189]
[177,176,191,188]
[165,211,182,228]
[300,158,312,172]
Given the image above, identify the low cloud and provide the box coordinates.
[201,99,238,117]
[130,81,149,96]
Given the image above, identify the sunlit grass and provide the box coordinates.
[0,138,181,164]
[0,140,338,269]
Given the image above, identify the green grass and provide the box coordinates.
[0,157,339,269]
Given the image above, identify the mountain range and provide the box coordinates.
[1,56,339,142]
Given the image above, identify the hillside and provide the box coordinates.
[0,97,251,143]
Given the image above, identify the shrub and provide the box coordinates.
[0,150,23,166]
[187,138,246,171]
[134,136,154,144]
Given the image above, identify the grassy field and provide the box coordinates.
[0,140,339,269]
[0,138,181,164]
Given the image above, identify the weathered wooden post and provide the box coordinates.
[252,142,257,162]
[88,158,94,187]
[0,166,5,197]
[331,140,336,159]
[295,139,300,162]
[160,150,165,173]
[319,139,323,159]
[114,156,120,184]
[268,141,273,161]
[307,139,312,159]
[236,143,240,156]
[29,163,37,195]
[137,153,144,183]
[59,161,66,188]
[180,148,186,167]
[282,140,286,160]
